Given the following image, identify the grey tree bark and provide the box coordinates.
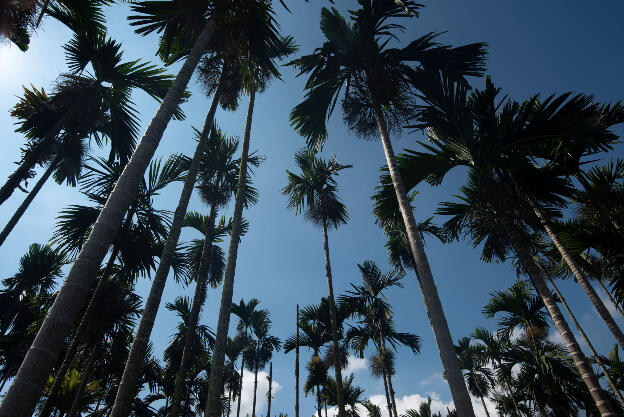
[0,155,59,246]
[252,363,259,417]
[530,201,624,350]
[546,272,624,408]
[267,362,273,417]
[380,366,393,417]
[0,20,215,417]
[507,222,616,416]
[108,49,223,417]
[169,203,218,417]
[371,103,475,417]
[321,218,346,417]
[204,90,256,417]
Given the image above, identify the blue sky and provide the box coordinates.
[1,1,623,416]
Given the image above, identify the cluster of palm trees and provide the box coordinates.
[0,0,623,417]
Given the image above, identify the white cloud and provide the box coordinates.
[419,372,444,387]
[345,356,367,374]
[230,370,282,417]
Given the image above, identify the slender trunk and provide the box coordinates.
[267,362,272,417]
[228,385,233,417]
[170,204,218,417]
[204,90,256,417]
[317,385,322,417]
[530,201,624,350]
[507,222,616,416]
[108,52,222,417]
[546,273,624,408]
[478,396,490,417]
[67,344,100,417]
[321,219,346,417]
[324,404,327,417]
[39,232,126,417]
[237,356,245,417]
[371,102,474,416]
[0,21,216,417]
[386,373,398,417]
[596,277,624,321]
[252,364,259,417]
[380,364,393,417]
[379,336,398,417]
[0,109,72,207]
[0,156,59,246]
[295,305,300,417]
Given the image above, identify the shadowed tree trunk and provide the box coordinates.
[479,396,490,417]
[67,343,100,417]
[317,385,322,417]
[295,305,300,417]
[381,367,392,417]
[0,21,216,417]
[170,203,218,417]
[380,338,398,417]
[252,362,259,417]
[267,362,272,417]
[529,200,624,350]
[0,155,59,246]
[236,355,245,417]
[204,90,256,417]
[371,101,475,417]
[546,273,624,408]
[596,278,624,321]
[321,217,346,417]
[109,60,223,417]
[507,221,617,416]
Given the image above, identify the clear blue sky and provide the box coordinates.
[1,1,623,416]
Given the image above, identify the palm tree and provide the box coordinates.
[455,337,494,417]
[282,149,351,416]
[0,0,219,409]
[289,3,486,413]
[232,298,262,417]
[322,374,365,417]
[401,398,442,417]
[247,311,281,417]
[305,355,329,417]
[204,16,296,415]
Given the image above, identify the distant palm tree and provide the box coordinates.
[289,3,486,413]
[304,355,328,417]
[455,337,494,417]
[283,149,351,416]
[247,311,280,417]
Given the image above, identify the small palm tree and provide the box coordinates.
[247,311,280,417]
[282,149,351,416]
[455,337,494,417]
[289,3,486,413]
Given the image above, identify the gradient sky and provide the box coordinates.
[1,1,623,416]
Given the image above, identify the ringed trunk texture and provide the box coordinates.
[546,273,624,408]
[295,304,300,417]
[0,108,73,207]
[267,362,272,417]
[67,344,99,417]
[372,103,474,416]
[204,90,256,417]
[507,223,616,416]
[169,204,218,417]
[252,365,259,417]
[236,356,245,417]
[39,236,125,417]
[0,155,59,246]
[109,52,223,417]
[321,219,346,417]
[0,21,216,417]
[530,202,624,350]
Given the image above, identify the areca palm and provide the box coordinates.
[289,3,486,413]
[283,148,351,416]
[0,0,220,410]
[455,337,494,417]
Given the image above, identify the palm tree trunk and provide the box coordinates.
[67,344,100,417]
[321,218,347,417]
[596,277,624,321]
[170,204,218,417]
[39,232,126,417]
[252,364,259,417]
[237,356,245,417]
[0,155,59,246]
[379,336,398,417]
[478,396,490,417]
[0,21,216,417]
[507,222,617,416]
[324,404,328,417]
[386,373,399,417]
[380,365,393,417]
[371,102,475,417]
[228,385,233,417]
[317,385,322,417]
[0,108,73,207]
[204,90,256,417]
[530,201,624,350]
[546,273,624,408]
[108,55,223,417]
[267,362,272,417]
[295,304,300,417]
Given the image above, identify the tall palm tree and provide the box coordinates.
[204,16,296,415]
[289,2,486,413]
[282,149,351,416]
[247,311,280,417]
[455,337,494,417]
[0,1,220,410]
[232,298,262,417]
